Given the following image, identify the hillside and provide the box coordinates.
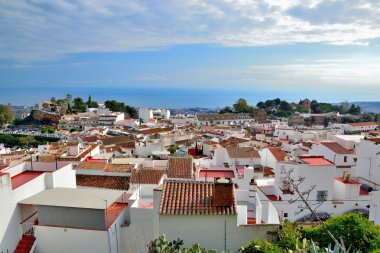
[14,110,60,126]
[351,101,380,113]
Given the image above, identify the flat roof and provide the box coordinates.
[19,188,124,210]
[11,171,45,190]
[199,170,235,178]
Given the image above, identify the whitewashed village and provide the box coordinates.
[0,98,379,253]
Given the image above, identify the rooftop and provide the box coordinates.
[198,170,235,179]
[335,177,360,185]
[76,161,107,171]
[76,174,130,190]
[226,147,260,159]
[130,169,165,184]
[320,142,352,154]
[159,180,236,215]
[11,171,45,190]
[268,147,287,161]
[19,188,125,209]
[348,122,378,127]
[167,157,193,179]
[299,156,334,166]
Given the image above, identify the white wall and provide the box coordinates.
[355,139,380,187]
[34,225,109,253]
[369,191,380,225]
[120,204,155,253]
[159,215,278,252]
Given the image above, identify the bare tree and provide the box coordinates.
[280,167,347,252]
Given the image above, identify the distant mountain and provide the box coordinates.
[350,102,380,114]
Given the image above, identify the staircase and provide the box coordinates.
[15,235,36,253]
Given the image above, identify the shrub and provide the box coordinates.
[240,240,281,253]
[301,213,380,252]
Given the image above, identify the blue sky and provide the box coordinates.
[0,0,379,107]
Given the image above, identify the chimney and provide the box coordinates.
[343,172,352,183]
[214,183,234,207]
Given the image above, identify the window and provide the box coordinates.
[284,213,288,218]
[317,191,328,201]
[344,156,347,163]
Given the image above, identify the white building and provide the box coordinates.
[343,122,378,134]
[19,188,130,253]
[0,161,76,252]
[213,146,261,168]
[355,138,380,189]
[261,156,371,221]
[309,142,355,177]
[139,108,170,123]
[195,113,255,126]
[155,179,279,252]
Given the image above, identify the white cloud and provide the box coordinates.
[0,0,380,61]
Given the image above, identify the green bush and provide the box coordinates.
[301,213,380,252]
[240,240,281,253]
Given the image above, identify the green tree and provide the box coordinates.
[104,100,126,112]
[18,136,36,148]
[233,98,250,113]
[86,95,99,108]
[125,105,138,118]
[167,145,179,155]
[72,97,87,112]
[347,104,361,115]
[66,94,72,104]
[219,106,233,114]
[0,104,14,127]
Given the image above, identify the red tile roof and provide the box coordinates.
[198,170,235,178]
[300,156,334,166]
[76,175,129,190]
[268,147,287,161]
[130,169,164,184]
[348,122,378,127]
[226,147,260,159]
[105,164,134,173]
[321,142,352,154]
[167,157,193,179]
[139,127,173,135]
[159,180,236,215]
[81,136,99,143]
[76,161,107,171]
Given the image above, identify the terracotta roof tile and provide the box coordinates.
[268,147,287,161]
[139,127,173,135]
[226,147,260,159]
[76,175,129,190]
[102,137,134,146]
[348,122,378,127]
[159,180,236,215]
[130,169,164,184]
[106,164,134,173]
[167,157,193,179]
[321,142,353,154]
[76,161,107,171]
